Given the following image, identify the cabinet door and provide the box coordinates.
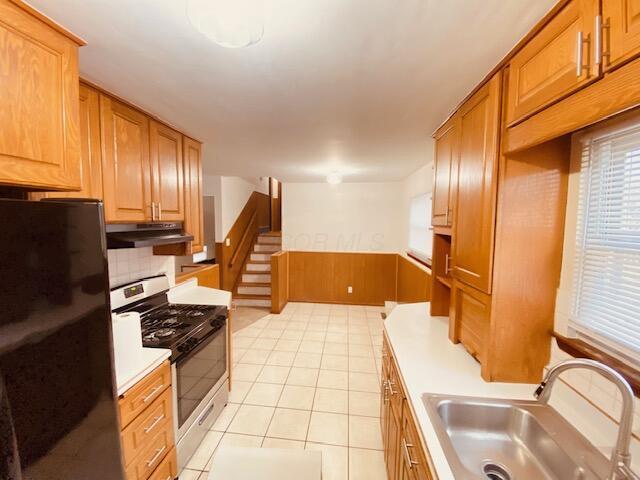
[603,0,640,70]
[432,116,458,227]
[451,73,501,294]
[0,1,81,190]
[386,403,402,480]
[400,406,433,480]
[38,84,103,199]
[150,121,184,221]
[506,0,600,125]
[100,95,152,223]
[183,137,204,252]
[450,280,491,364]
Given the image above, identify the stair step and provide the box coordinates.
[258,235,282,245]
[243,273,271,283]
[246,263,271,272]
[237,285,271,295]
[254,244,280,253]
[251,253,271,262]
[234,295,271,308]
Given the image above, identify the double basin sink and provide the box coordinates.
[423,394,610,480]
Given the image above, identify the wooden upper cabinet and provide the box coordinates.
[149,121,184,221]
[0,0,83,190]
[603,0,640,71]
[432,116,458,227]
[38,84,103,199]
[183,137,204,252]
[451,72,501,295]
[506,0,600,126]
[100,95,152,223]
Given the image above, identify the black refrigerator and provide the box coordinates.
[0,199,125,480]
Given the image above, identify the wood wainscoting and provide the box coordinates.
[271,251,289,313]
[271,251,431,311]
[396,255,431,304]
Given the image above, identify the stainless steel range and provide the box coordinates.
[111,275,229,469]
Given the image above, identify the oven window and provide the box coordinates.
[176,326,226,427]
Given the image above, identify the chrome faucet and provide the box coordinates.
[534,358,638,480]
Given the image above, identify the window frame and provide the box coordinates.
[407,192,433,267]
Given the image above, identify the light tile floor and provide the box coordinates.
[180,302,387,480]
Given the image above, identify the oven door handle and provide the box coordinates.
[198,403,216,426]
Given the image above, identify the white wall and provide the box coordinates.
[282,182,403,252]
[400,160,434,254]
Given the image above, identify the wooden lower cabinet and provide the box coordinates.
[119,361,176,480]
[381,335,435,480]
[449,280,491,363]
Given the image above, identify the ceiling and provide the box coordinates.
[29,0,557,182]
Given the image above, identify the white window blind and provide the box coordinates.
[571,123,640,361]
[408,193,432,263]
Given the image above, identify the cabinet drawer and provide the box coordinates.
[148,447,177,480]
[388,358,405,416]
[125,422,174,480]
[122,387,173,466]
[401,403,434,480]
[506,0,600,125]
[120,361,171,429]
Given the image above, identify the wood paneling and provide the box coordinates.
[256,192,270,230]
[100,95,152,223]
[604,0,640,71]
[432,115,458,228]
[149,120,183,221]
[486,138,570,383]
[451,72,501,294]
[506,0,600,126]
[0,0,82,190]
[32,84,103,199]
[506,54,640,153]
[288,252,397,306]
[175,264,220,289]
[271,251,289,313]
[217,191,262,291]
[396,256,431,304]
[183,137,204,252]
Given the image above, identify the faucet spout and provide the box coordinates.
[535,359,636,479]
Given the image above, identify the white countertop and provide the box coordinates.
[115,347,171,396]
[168,279,232,308]
[384,302,537,480]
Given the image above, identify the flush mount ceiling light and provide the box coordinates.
[187,0,264,49]
[326,172,343,185]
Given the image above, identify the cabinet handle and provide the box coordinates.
[594,15,602,65]
[576,31,583,77]
[383,380,390,403]
[402,438,419,469]
[143,414,165,433]
[388,379,397,396]
[445,254,452,274]
[146,445,166,467]
[142,384,164,403]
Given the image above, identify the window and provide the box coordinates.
[570,120,640,364]
[408,193,432,264]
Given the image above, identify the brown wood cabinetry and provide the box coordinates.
[506,0,599,125]
[450,280,491,363]
[0,0,83,190]
[100,95,152,223]
[149,120,184,221]
[381,335,435,480]
[35,84,103,200]
[119,361,176,480]
[432,116,458,228]
[183,137,204,252]
[451,72,501,295]
[603,0,640,71]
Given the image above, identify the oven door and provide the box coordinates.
[174,322,227,436]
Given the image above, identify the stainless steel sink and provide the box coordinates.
[423,394,610,480]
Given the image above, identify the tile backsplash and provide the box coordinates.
[107,247,175,288]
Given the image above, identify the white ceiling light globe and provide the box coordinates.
[187,0,264,49]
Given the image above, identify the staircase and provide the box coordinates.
[233,232,281,308]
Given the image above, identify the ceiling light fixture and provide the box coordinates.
[326,172,343,185]
[187,0,264,49]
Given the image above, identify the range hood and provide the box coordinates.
[106,222,193,249]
